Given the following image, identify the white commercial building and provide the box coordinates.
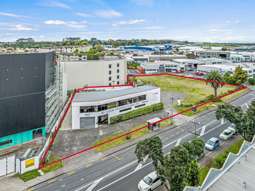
[63,58,127,90]
[72,86,160,129]
[197,63,255,77]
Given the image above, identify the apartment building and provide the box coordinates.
[63,57,128,90]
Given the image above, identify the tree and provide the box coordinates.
[232,66,248,85]
[223,72,236,85]
[164,145,191,191]
[163,139,203,191]
[216,102,255,141]
[186,160,199,186]
[135,136,164,173]
[206,71,224,97]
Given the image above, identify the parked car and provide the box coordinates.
[219,126,236,140]
[138,171,162,191]
[205,137,220,151]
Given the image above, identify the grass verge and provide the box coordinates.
[41,154,63,174]
[18,169,40,182]
[94,119,173,152]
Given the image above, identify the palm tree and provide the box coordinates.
[206,71,224,97]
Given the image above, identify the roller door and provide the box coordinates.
[0,155,15,176]
[80,117,95,129]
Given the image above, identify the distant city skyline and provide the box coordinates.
[0,0,255,42]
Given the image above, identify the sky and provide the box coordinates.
[0,0,255,42]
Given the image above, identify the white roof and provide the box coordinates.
[147,117,161,124]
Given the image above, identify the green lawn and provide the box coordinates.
[136,76,237,114]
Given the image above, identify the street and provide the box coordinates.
[31,90,255,191]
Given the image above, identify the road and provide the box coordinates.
[32,90,255,191]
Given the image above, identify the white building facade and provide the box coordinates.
[72,86,160,129]
[63,58,127,90]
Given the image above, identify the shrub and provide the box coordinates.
[110,103,164,124]
[248,78,255,85]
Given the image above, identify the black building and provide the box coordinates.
[0,52,56,149]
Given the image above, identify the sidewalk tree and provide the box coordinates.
[135,136,164,173]
[216,101,255,141]
[186,160,199,186]
[164,145,191,191]
[206,71,224,97]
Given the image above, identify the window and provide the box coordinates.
[80,106,95,113]
[109,76,112,81]
[117,69,120,73]
[109,64,112,68]
[98,104,107,111]
[117,63,120,67]
[118,99,128,106]
[117,75,120,79]
[109,71,112,75]
[109,83,112,86]
[138,95,146,101]
[135,104,146,108]
[0,140,12,146]
[117,81,120,85]
[120,108,131,112]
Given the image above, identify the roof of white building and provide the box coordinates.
[208,147,255,191]
[73,85,159,103]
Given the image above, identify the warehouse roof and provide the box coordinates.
[73,85,159,103]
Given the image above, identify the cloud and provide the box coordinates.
[44,20,66,25]
[95,10,122,18]
[75,12,91,18]
[43,1,71,9]
[208,28,232,33]
[10,24,33,31]
[131,0,154,6]
[113,19,145,26]
[0,12,26,18]
[44,20,87,28]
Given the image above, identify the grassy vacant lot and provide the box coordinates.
[18,169,40,182]
[94,119,173,152]
[136,76,237,113]
[41,153,63,173]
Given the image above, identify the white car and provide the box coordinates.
[138,171,162,191]
[219,127,236,140]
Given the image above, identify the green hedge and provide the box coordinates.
[110,103,164,124]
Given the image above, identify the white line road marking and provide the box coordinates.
[85,177,104,191]
[74,160,138,191]
[95,121,226,191]
[134,163,143,171]
[97,162,152,191]
[74,119,225,191]
[200,125,206,136]
[175,138,181,146]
